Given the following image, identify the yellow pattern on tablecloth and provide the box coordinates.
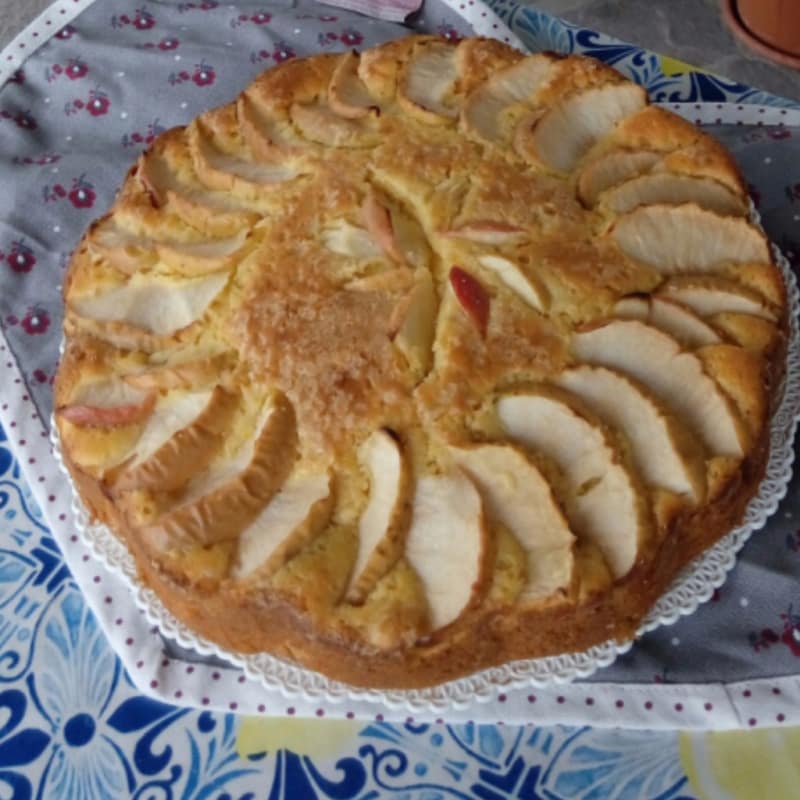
[680,728,800,799]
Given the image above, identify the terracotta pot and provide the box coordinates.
[738,0,800,54]
[723,0,800,68]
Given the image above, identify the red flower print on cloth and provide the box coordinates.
[170,62,215,86]
[316,31,340,48]
[12,153,60,167]
[178,1,218,10]
[230,10,272,27]
[122,119,166,148]
[66,88,110,117]
[32,369,52,385]
[44,175,96,209]
[9,69,24,85]
[2,240,36,274]
[47,58,89,83]
[749,602,800,657]
[339,28,364,47]
[55,24,76,40]
[20,307,50,336]
[0,109,37,131]
[272,43,295,63]
[438,23,463,43]
[112,8,156,30]
[140,36,180,50]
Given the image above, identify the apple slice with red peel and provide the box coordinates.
[610,204,770,272]
[556,365,707,503]
[405,470,490,630]
[441,221,528,246]
[572,319,747,457]
[345,430,412,603]
[477,254,547,312]
[497,387,650,579]
[69,270,229,338]
[392,269,437,376]
[577,150,661,206]
[658,276,779,322]
[140,393,297,550]
[290,102,380,148]
[189,120,302,197]
[614,295,722,348]
[450,443,575,601]
[461,53,556,144]
[154,228,250,276]
[57,381,155,427]
[123,351,233,391]
[599,173,748,217]
[398,40,460,124]
[362,190,405,263]
[114,385,238,491]
[233,472,333,580]
[516,82,647,173]
[450,266,490,337]
[328,51,381,120]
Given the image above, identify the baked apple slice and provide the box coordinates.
[614,295,722,348]
[123,351,233,391]
[556,365,707,502]
[328,51,381,119]
[441,220,528,246]
[57,380,155,427]
[113,386,237,491]
[154,229,250,276]
[658,276,779,321]
[598,173,747,217]
[497,387,650,579]
[577,150,661,206]
[345,430,412,603]
[322,219,383,261]
[233,471,333,580]
[392,269,437,376]
[404,470,490,630]
[449,443,575,600]
[572,319,747,457]
[86,218,157,275]
[515,82,647,173]
[477,254,547,312]
[461,53,556,144]
[139,393,296,550]
[290,101,380,148]
[136,147,260,236]
[237,94,311,162]
[361,190,405,264]
[397,39,460,124]
[189,120,302,197]
[609,204,770,272]
[69,270,229,339]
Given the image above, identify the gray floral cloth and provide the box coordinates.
[2,0,800,688]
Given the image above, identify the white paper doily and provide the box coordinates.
[51,167,800,713]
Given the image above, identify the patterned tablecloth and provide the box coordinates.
[2,0,800,797]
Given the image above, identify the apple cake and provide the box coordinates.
[54,35,788,689]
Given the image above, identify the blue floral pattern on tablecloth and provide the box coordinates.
[485,0,800,109]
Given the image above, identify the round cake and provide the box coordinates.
[55,35,788,689]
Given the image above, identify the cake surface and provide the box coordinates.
[54,35,788,689]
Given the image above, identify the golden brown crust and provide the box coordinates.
[55,36,788,689]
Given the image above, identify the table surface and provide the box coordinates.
[2,1,800,798]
